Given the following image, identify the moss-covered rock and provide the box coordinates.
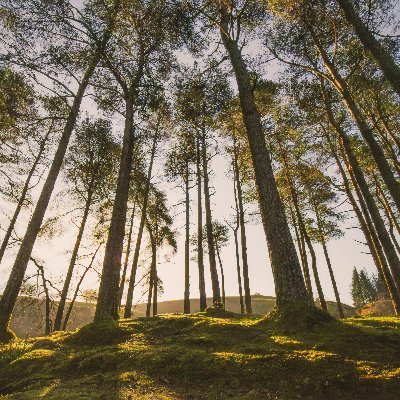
[66,317,130,346]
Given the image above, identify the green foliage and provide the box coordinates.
[351,268,379,311]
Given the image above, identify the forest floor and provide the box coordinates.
[0,312,399,400]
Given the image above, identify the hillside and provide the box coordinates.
[10,295,355,338]
[1,314,399,399]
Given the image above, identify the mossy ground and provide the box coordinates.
[0,314,399,399]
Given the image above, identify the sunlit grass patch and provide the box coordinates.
[271,335,301,346]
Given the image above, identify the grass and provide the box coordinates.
[0,313,399,399]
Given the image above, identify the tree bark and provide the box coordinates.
[219,8,310,311]
[289,205,313,297]
[233,140,252,313]
[202,130,221,305]
[54,192,92,331]
[215,240,226,306]
[322,83,400,292]
[314,208,345,318]
[296,207,328,312]
[335,0,400,95]
[184,161,191,314]
[231,160,245,314]
[124,127,158,318]
[118,204,136,308]
[95,96,136,321]
[146,224,156,318]
[196,134,207,311]
[0,58,100,339]
[328,136,400,314]
[0,123,52,264]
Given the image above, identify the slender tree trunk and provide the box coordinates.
[328,137,400,314]
[335,0,400,95]
[368,115,400,176]
[153,267,158,317]
[219,10,310,311]
[0,58,101,341]
[375,178,400,237]
[95,96,136,321]
[124,128,159,318]
[54,193,92,331]
[118,204,136,308]
[215,241,226,306]
[296,208,328,312]
[196,134,207,311]
[315,208,345,318]
[146,225,156,318]
[0,123,52,264]
[313,38,400,212]
[184,162,191,314]
[290,205,313,297]
[32,259,51,336]
[62,244,100,330]
[202,130,221,305]
[322,83,400,292]
[375,104,400,152]
[233,140,252,313]
[231,160,244,314]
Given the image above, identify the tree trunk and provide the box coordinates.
[62,244,100,330]
[196,134,207,311]
[315,208,345,318]
[313,37,400,213]
[95,96,136,321]
[202,130,221,305]
[233,140,252,313]
[146,225,156,318]
[296,208,328,312]
[231,160,245,314]
[0,123,52,264]
[0,58,100,340]
[215,240,226,306]
[328,136,400,315]
[289,205,313,297]
[54,193,92,331]
[321,83,400,292]
[118,204,136,308]
[335,0,400,95]
[124,127,158,318]
[219,9,310,311]
[184,161,191,314]
[152,267,158,317]
[32,258,52,336]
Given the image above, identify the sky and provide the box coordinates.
[0,0,391,312]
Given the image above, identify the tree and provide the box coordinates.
[0,0,118,342]
[351,267,366,310]
[209,1,312,314]
[335,0,400,95]
[165,131,196,313]
[53,118,119,331]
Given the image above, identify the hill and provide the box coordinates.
[0,314,399,399]
[10,295,355,338]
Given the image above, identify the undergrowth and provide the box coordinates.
[0,314,399,399]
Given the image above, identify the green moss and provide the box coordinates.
[263,303,335,331]
[0,315,399,399]
[66,317,130,346]
[0,327,16,344]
